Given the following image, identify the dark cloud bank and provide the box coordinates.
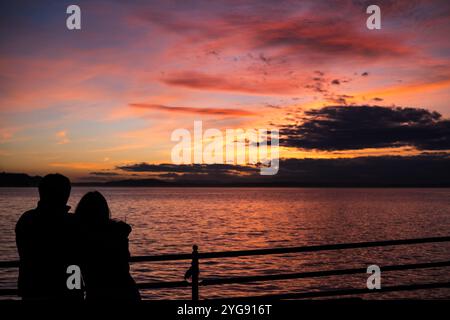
[112,154,450,187]
[279,106,450,151]
[2,153,449,187]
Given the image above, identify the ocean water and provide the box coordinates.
[1,187,449,299]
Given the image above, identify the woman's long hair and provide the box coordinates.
[75,191,110,226]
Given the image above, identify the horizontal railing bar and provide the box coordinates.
[201,260,450,286]
[1,236,450,268]
[195,236,450,260]
[0,253,195,268]
[1,260,449,296]
[214,281,450,300]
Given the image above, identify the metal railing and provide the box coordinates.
[1,236,450,299]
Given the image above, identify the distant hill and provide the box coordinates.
[0,172,42,187]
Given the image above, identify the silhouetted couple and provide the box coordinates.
[15,173,141,301]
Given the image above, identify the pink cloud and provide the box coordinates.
[130,103,257,116]
[161,71,303,95]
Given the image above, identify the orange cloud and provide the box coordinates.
[56,130,70,145]
[48,162,106,170]
[357,78,450,101]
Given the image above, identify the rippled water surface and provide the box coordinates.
[1,187,449,299]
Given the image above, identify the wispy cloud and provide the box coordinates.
[161,71,302,95]
[89,171,120,176]
[130,103,257,117]
[56,130,70,145]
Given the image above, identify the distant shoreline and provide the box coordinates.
[2,172,449,188]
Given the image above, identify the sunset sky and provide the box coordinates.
[1,0,449,181]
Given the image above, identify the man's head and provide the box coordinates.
[38,174,71,207]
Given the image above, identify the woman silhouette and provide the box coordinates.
[75,191,140,301]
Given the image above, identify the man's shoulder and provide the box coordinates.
[15,209,38,232]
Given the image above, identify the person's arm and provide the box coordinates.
[112,220,133,271]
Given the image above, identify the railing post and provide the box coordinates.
[191,244,199,301]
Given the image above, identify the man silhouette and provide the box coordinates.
[15,174,82,300]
